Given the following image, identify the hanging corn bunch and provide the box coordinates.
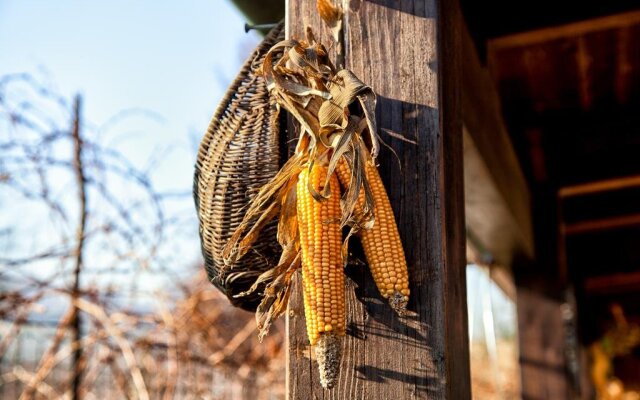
[221,25,410,387]
[191,0,410,389]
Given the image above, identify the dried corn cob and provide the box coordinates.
[336,158,410,313]
[297,163,345,388]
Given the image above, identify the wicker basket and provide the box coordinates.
[194,22,285,311]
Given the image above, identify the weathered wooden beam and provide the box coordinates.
[286,0,470,398]
[463,130,533,268]
[559,174,640,198]
[489,10,640,50]
[584,271,640,295]
[461,19,534,267]
[563,212,640,235]
[516,288,571,399]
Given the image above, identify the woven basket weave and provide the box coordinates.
[194,22,285,311]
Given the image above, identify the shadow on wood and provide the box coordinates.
[353,364,440,397]
[361,0,437,19]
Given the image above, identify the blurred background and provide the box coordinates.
[0,1,517,399]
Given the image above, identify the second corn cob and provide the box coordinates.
[336,158,410,313]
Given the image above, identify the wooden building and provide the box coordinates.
[232,1,640,398]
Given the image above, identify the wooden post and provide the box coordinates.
[516,287,571,399]
[286,0,469,398]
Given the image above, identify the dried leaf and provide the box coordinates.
[381,127,418,145]
[317,0,343,43]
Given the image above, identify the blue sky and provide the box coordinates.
[0,1,263,310]
[0,0,260,193]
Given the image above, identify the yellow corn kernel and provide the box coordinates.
[336,159,409,310]
[297,164,346,345]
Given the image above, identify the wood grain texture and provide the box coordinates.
[487,14,640,117]
[286,0,470,398]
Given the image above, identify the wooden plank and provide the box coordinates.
[461,19,534,265]
[558,174,640,198]
[584,271,640,295]
[563,212,640,235]
[286,0,470,398]
[463,129,533,268]
[614,26,637,104]
[576,35,593,110]
[516,288,570,399]
[489,10,640,50]
[490,265,517,301]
